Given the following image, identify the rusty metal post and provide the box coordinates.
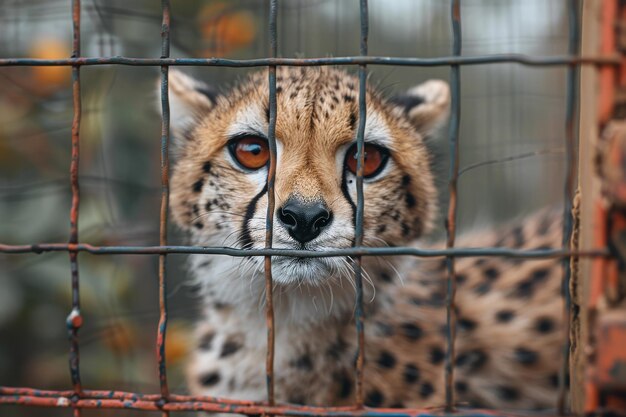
[583,0,626,414]
[265,0,278,407]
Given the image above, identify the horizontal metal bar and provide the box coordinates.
[0,54,619,68]
[0,390,566,417]
[0,242,608,258]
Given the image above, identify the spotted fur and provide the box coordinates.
[164,67,564,410]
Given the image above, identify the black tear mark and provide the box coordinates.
[240,185,268,250]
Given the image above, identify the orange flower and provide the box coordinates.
[29,38,71,96]
[199,2,256,56]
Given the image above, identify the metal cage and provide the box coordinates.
[0,0,624,416]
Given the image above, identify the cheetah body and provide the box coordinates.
[165,67,565,410]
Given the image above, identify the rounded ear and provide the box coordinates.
[157,70,217,137]
[390,79,450,136]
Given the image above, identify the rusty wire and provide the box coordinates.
[156,0,172,414]
[68,1,82,416]
[444,0,461,411]
[265,0,278,408]
[0,0,614,415]
[352,0,369,407]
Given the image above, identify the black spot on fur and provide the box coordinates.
[291,354,314,371]
[349,112,357,130]
[419,382,435,399]
[365,390,385,407]
[496,309,515,323]
[535,316,555,334]
[458,317,477,332]
[199,372,220,386]
[474,282,491,295]
[402,174,411,186]
[192,178,204,193]
[456,273,467,285]
[455,380,468,394]
[429,346,445,364]
[515,347,539,365]
[380,273,392,283]
[400,323,423,341]
[193,222,204,230]
[343,94,355,103]
[290,91,298,99]
[336,371,353,399]
[202,161,212,173]
[456,349,487,371]
[532,268,550,282]
[198,332,214,350]
[403,363,420,384]
[276,85,283,93]
[401,223,411,237]
[326,338,348,359]
[377,351,396,369]
[496,386,520,402]
[405,192,416,208]
[192,204,200,215]
[484,267,500,281]
[377,224,387,233]
[220,339,242,358]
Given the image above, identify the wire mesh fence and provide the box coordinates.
[0,0,619,416]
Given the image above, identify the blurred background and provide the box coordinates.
[0,0,569,416]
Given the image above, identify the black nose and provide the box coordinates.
[278,199,332,244]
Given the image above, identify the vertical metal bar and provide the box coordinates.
[558,0,581,414]
[445,0,461,412]
[67,1,83,416]
[354,0,368,408]
[157,1,171,414]
[265,0,278,407]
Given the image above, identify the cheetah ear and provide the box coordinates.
[390,79,450,136]
[158,70,217,136]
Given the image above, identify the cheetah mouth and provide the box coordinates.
[269,255,349,285]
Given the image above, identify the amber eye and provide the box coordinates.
[345,143,389,178]
[228,136,270,170]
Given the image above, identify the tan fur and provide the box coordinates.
[164,67,564,411]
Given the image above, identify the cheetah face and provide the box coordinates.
[166,67,449,286]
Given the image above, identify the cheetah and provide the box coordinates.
[164,67,565,410]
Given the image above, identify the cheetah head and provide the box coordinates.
[166,67,449,287]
